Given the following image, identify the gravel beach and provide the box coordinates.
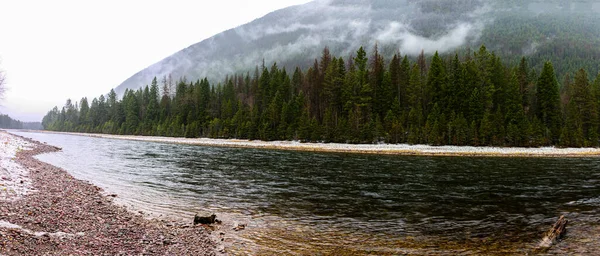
[0,131,216,255]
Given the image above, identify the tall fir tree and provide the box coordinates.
[536,61,562,144]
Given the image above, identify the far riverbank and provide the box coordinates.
[19,130,600,157]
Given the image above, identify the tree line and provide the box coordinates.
[0,114,43,130]
[0,114,24,129]
[42,45,600,147]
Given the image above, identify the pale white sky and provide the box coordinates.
[0,0,313,122]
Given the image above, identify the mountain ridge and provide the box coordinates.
[114,0,600,96]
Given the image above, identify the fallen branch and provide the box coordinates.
[536,215,568,251]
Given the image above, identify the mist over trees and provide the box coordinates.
[43,45,600,147]
[115,0,600,96]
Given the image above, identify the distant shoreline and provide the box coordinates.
[12,129,600,158]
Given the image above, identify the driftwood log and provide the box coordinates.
[537,215,568,250]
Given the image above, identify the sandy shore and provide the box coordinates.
[0,131,216,255]
[29,130,600,157]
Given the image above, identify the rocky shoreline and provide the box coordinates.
[0,131,216,255]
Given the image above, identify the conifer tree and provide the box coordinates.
[536,62,562,143]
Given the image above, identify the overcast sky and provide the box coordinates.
[0,0,313,122]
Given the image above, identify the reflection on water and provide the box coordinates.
[12,131,600,254]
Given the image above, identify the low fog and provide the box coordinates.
[115,0,491,94]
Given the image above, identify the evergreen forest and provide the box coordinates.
[43,45,600,147]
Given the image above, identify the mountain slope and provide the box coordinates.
[114,0,600,95]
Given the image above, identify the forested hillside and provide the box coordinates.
[480,9,600,78]
[115,0,600,95]
[43,45,600,147]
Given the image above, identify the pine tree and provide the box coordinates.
[123,90,139,134]
[147,77,160,131]
[505,71,528,146]
[79,97,90,130]
[399,55,411,112]
[564,69,598,146]
[370,44,387,119]
[426,52,447,115]
[536,61,562,144]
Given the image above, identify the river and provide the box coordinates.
[11,131,600,254]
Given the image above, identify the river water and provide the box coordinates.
[11,131,600,254]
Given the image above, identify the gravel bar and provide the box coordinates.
[0,131,216,255]
[36,130,600,158]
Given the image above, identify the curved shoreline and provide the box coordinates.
[0,131,216,255]
[23,130,600,157]
[7,130,600,255]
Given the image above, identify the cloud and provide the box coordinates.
[235,23,317,41]
[232,0,489,59]
[264,23,317,35]
[118,0,493,93]
[376,22,479,55]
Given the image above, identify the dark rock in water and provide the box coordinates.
[194,214,217,225]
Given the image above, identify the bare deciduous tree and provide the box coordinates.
[0,67,5,100]
[0,58,6,100]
